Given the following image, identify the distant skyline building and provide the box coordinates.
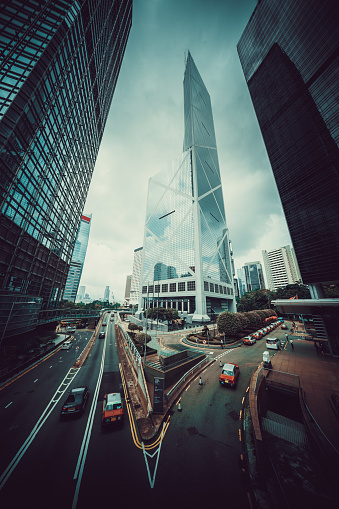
[64,214,91,302]
[104,286,110,302]
[237,268,247,299]
[124,275,132,303]
[130,247,143,306]
[139,52,236,321]
[262,246,301,292]
[0,0,132,338]
[237,262,265,297]
[238,0,339,354]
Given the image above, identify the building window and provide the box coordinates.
[142,286,147,294]
[210,283,214,292]
[224,287,227,294]
[178,282,185,291]
[170,283,176,292]
[204,281,209,291]
[187,280,195,291]
[219,285,223,293]
[148,285,154,293]
[155,284,160,293]
[162,284,168,292]
[215,285,219,293]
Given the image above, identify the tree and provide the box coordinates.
[274,283,310,300]
[236,312,250,329]
[134,332,152,352]
[217,312,242,336]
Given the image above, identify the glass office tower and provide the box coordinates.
[0,1,132,336]
[63,214,91,302]
[140,52,236,321]
[237,0,339,289]
[238,0,339,354]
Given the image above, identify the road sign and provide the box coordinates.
[75,346,79,351]
[203,340,207,344]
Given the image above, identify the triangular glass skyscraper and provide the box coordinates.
[139,52,236,320]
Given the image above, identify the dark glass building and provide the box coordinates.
[0,0,132,338]
[238,0,339,288]
[238,0,339,353]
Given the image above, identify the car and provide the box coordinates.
[281,324,288,330]
[102,393,124,425]
[102,322,107,326]
[61,340,72,349]
[266,337,281,350]
[243,335,256,345]
[61,387,90,416]
[99,332,105,338]
[219,363,240,388]
[252,331,263,340]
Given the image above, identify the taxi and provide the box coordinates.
[243,335,256,345]
[102,393,124,425]
[219,363,240,388]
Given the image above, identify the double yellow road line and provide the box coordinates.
[119,363,171,450]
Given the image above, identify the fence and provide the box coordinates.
[115,323,152,415]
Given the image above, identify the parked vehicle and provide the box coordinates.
[252,331,263,340]
[102,393,124,425]
[243,335,256,345]
[281,324,288,330]
[266,337,281,350]
[219,363,240,388]
[61,341,72,350]
[61,387,90,416]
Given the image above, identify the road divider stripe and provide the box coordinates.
[0,367,79,491]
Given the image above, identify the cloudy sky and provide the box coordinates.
[80,0,291,302]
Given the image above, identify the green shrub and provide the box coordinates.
[217,312,242,336]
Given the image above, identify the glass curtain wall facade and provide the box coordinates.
[63,213,91,302]
[140,52,236,320]
[0,0,132,323]
[237,0,339,287]
[244,262,265,292]
[130,247,142,306]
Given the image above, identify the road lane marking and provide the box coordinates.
[33,379,38,383]
[49,366,53,368]
[72,336,107,508]
[0,367,79,491]
[0,348,63,393]
[5,402,12,409]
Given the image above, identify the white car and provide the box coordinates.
[62,341,72,350]
[266,337,281,350]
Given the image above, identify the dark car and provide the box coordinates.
[61,387,90,417]
[99,332,105,338]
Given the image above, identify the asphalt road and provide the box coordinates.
[0,315,289,509]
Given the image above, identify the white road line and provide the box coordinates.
[49,366,53,368]
[5,402,12,409]
[0,368,79,491]
[72,336,107,508]
[33,379,38,383]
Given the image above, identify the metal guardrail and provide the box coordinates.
[166,356,211,399]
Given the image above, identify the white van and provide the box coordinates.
[266,337,281,350]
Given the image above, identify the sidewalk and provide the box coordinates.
[270,339,339,454]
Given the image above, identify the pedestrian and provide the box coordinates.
[285,333,288,341]
[220,339,224,349]
[290,339,294,350]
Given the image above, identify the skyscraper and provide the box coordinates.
[63,214,91,302]
[124,275,132,303]
[262,246,301,292]
[237,262,265,297]
[139,52,236,321]
[104,286,110,302]
[238,0,339,354]
[0,1,132,336]
[237,0,339,294]
[130,247,143,306]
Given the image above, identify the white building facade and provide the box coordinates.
[139,52,236,321]
[130,247,143,306]
[262,245,302,291]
